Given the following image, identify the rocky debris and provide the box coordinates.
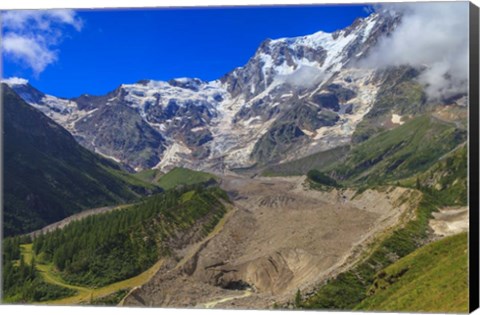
[429,207,469,237]
[122,175,421,309]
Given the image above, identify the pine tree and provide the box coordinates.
[294,289,302,308]
[29,256,37,280]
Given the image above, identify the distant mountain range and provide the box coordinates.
[3,10,466,174]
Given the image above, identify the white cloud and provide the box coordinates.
[2,9,83,31]
[3,33,57,74]
[359,2,469,100]
[1,9,82,75]
[278,65,325,89]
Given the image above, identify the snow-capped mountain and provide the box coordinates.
[4,11,441,173]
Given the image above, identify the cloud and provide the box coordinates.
[278,65,325,89]
[2,34,57,74]
[1,9,82,76]
[359,2,469,100]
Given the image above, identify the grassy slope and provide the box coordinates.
[157,167,217,190]
[261,145,350,177]
[356,233,468,313]
[3,244,77,303]
[2,84,158,236]
[333,115,467,185]
[351,66,427,143]
[133,168,164,184]
[400,143,467,206]
[303,113,468,311]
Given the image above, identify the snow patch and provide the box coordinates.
[190,126,206,132]
[301,129,315,137]
[121,79,227,119]
[154,142,192,171]
[310,68,379,153]
[391,114,404,125]
[95,149,122,163]
[362,15,378,42]
[1,77,28,86]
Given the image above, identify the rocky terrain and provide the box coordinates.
[2,11,415,172]
[122,175,421,308]
[429,207,469,238]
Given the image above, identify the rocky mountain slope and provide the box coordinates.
[1,12,395,171]
[3,10,466,173]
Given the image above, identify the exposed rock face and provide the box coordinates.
[74,103,166,168]
[3,11,456,172]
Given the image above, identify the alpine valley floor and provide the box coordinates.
[122,174,421,308]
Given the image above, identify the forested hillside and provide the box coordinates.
[2,184,229,302]
[2,84,159,236]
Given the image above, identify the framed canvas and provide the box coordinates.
[1,0,479,314]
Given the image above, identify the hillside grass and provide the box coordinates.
[351,66,427,143]
[104,167,160,190]
[355,232,468,313]
[132,168,164,184]
[333,115,466,186]
[261,145,350,177]
[157,167,217,190]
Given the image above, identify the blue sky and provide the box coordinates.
[2,5,370,98]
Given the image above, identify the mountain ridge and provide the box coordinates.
[2,10,464,173]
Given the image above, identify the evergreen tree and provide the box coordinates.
[295,289,302,308]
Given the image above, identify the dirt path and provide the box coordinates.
[174,203,235,272]
[19,244,164,305]
[48,259,165,305]
[122,175,421,309]
[201,289,253,308]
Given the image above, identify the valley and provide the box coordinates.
[121,174,421,308]
[4,171,432,309]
